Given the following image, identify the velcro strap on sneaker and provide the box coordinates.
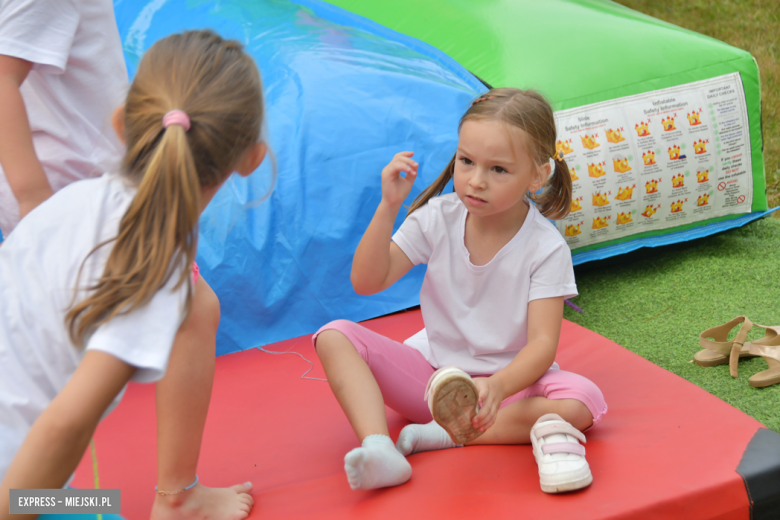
[541,442,586,456]
[533,423,587,444]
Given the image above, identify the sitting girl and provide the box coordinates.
[314,88,607,494]
[0,30,267,519]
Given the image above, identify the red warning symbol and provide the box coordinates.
[718,182,727,191]
[737,195,746,203]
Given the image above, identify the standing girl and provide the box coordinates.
[314,88,607,494]
[0,30,267,519]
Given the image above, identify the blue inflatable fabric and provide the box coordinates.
[115,0,486,354]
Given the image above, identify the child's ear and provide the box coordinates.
[111,105,126,144]
[236,142,268,177]
[531,162,551,193]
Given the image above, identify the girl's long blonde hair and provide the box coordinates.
[408,88,572,220]
[66,30,264,347]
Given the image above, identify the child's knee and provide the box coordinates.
[558,399,593,431]
[314,329,349,358]
[313,321,360,360]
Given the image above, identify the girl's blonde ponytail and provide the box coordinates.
[535,155,573,220]
[67,123,201,345]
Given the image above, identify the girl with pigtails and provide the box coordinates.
[315,88,607,494]
[0,30,267,519]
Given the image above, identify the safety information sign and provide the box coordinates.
[554,72,752,248]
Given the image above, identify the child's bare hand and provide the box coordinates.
[472,377,503,433]
[381,151,418,208]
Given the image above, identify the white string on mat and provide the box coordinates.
[255,345,328,381]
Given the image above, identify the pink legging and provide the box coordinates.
[312,320,607,426]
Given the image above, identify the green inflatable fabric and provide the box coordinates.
[326,0,767,255]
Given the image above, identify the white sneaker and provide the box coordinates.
[530,413,593,493]
[424,366,482,444]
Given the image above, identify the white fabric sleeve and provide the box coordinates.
[0,0,79,74]
[86,270,189,384]
[528,241,578,301]
[392,203,433,265]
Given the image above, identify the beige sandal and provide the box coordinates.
[695,316,757,376]
[746,325,780,388]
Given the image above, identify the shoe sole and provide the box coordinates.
[540,472,593,494]
[430,376,482,444]
[693,350,757,367]
[749,370,780,388]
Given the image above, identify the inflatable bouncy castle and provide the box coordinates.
[112,0,773,353]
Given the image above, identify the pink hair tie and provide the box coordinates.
[162,109,191,131]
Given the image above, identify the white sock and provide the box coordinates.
[396,420,462,456]
[344,434,412,490]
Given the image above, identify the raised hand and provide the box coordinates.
[381,151,418,208]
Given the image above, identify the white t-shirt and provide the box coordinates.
[0,0,128,237]
[392,193,577,375]
[0,175,188,480]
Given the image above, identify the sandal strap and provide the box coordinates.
[699,316,753,356]
[749,342,780,362]
[533,422,587,444]
[750,324,780,347]
[541,442,586,456]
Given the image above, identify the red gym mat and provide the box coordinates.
[73,310,761,519]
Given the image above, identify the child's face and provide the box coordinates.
[453,119,546,219]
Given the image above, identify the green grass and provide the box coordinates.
[612,0,780,212]
[565,217,780,431]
